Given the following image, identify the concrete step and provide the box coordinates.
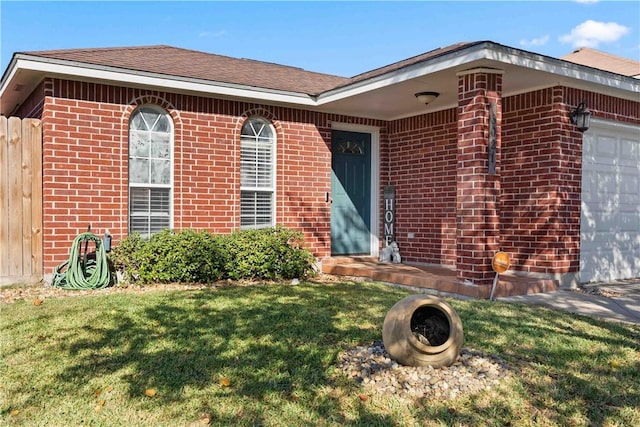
[321,257,559,298]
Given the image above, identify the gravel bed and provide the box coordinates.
[338,340,512,401]
[569,287,623,298]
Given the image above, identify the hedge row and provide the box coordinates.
[110,226,316,284]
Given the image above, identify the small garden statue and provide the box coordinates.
[379,241,402,264]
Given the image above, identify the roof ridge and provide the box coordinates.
[24,45,170,55]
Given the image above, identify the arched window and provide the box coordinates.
[240,117,275,228]
[128,105,172,237]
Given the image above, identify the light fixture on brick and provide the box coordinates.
[570,102,591,132]
[414,91,439,105]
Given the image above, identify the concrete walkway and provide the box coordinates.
[322,257,640,324]
[498,280,640,325]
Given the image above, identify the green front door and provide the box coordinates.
[331,130,371,255]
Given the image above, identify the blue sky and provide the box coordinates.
[1,1,638,77]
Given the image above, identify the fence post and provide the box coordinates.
[0,116,43,284]
[0,116,8,277]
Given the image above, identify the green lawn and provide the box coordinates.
[1,280,639,426]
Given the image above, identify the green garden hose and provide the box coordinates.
[52,232,112,290]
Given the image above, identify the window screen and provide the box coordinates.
[129,106,172,237]
[240,117,275,228]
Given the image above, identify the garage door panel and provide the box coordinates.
[582,182,595,203]
[580,246,639,283]
[587,201,620,216]
[585,231,634,248]
[604,232,635,251]
[580,204,596,231]
[578,205,635,232]
[595,171,618,195]
[593,212,621,232]
[580,120,640,283]
[620,172,638,194]
[620,138,639,163]
[593,135,617,157]
[620,212,640,232]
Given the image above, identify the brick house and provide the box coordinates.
[1,41,638,293]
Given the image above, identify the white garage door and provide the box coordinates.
[580,119,640,283]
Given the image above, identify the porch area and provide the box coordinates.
[321,257,560,299]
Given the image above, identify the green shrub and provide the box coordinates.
[110,230,225,284]
[110,226,316,284]
[109,232,147,283]
[224,226,316,280]
[140,229,226,283]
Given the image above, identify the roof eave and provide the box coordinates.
[316,42,639,105]
[2,43,638,118]
[1,54,318,115]
[486,43,640,92]
[316,43,492,104]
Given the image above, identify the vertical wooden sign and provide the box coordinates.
[384,186,395,245]
[488,102,497,175]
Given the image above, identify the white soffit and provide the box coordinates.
[318,44,639,105]
[317,48,490,104]
[485,47,640,93]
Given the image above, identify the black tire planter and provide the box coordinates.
[382,294,464,368]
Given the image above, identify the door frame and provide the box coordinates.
[331,122,380,257]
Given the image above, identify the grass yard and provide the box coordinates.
[1,280,639,426]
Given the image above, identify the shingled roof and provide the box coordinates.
[20,42,482,96]
[6,42,636,118]
[345,41,480,85]
[561,47,640,78]
[21,45,350,95]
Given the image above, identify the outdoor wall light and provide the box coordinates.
[414,91,440,105]
[570,102,591,132]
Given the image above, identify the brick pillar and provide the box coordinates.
[456,68,503,289]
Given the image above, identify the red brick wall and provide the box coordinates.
[387,83,637,282]
[501,87,639,278]
[564,88,640,126]
[41,89,126,269]
[501,87,580,276]
[455,71,503,286]
[38,78,386,270]
[15,74,639,280]
[387,109,458,266]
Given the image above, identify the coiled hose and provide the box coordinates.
[52,232,112,290]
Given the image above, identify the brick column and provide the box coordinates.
[456,68,503,289]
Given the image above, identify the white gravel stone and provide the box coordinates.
[337,340,512,401]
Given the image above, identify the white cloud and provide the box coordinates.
[559,20,630,48]
[574,0,599,4]
[198,30,227,38]
[520,35,550,47]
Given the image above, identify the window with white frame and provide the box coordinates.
[240,117,275,228]
[128,106,172,237]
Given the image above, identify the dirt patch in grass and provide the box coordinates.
[0,274,348,304]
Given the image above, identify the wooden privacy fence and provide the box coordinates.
[0,116,43,284]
